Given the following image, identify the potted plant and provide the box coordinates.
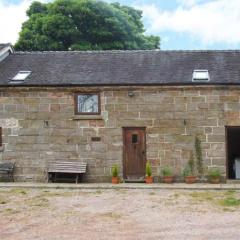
[208,168,221,184]
[182,152,197,184]
[111,165,119,184]
[145,161,153,184]
[161,166,174,183]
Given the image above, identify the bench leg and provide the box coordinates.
[7,172,14,182]
[76,174,79,184]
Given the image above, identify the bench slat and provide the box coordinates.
[48,161,87,174]
[49,168,86,170]
[48,170,86,173]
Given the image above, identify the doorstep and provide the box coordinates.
[226,180,240,184]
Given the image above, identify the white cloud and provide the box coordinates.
[0,0,50,44]
[177,0,209,8]
[0,0,32,44]
[140,0,240,46]
[177,0,199,7]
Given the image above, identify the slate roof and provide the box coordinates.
[0,50,240,86]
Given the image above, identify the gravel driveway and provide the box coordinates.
[0,188,240,240]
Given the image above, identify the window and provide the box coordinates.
[132,134,138,144]
[75,93,100,115]
[10,71,31,84]
[192,70,210,82]
[0,127,2,147]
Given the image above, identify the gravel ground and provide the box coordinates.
[0,188,240,240]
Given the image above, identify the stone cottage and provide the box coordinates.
[0,44,240,182]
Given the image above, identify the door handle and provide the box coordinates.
[142,150,145,155]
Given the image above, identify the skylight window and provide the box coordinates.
[192,70,210,82]
[11,71,31,82]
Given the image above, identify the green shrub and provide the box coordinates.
[208,168,221,178]
[111,165,119,177]
[195,136,203,175]
[182,165,192,177]
[161,166,172,177]
[188,152,195,174]
[145,161,152,177]
[183,152,196,177]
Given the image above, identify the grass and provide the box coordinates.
[224,190,236,196]
[25,196,49,208]
[94,189,102,195]
[173,193,180,198]
[38,191,62,198]
[219,197,240,207]
[10,188,27,195]
[4,208,20,215]
[189,191,215,202]
[187,190,240,211]
[1,188,240,216]
[100,212,122,219]
[0,199,7,204]
[163,193,181,205]
[149,192,156,195]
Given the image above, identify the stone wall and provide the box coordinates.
[0,85,239,182]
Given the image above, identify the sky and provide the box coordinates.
[1,0,240,50]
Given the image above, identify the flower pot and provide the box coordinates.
[209,177,220,184]
[163,176,174,183]
[112,177,119,184]
[145,176,153,184]
[184,176,197,184]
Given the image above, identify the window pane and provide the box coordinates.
[132,134,138,143]
[192,70,210,82]
[77,94,99,113]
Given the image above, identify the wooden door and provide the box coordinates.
[123,127,146,179]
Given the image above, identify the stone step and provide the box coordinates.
[227,180,240,184]
[124,179,145,183]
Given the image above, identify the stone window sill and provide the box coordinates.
[71,115,103,120]
[0,146,4,152]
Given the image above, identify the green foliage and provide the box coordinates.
[195,136,203,175]
[145,161,152,177]
[219,197,240,207]
[161,166,172,177]
[15,0,160,51]
[188,152,195,174]
[183,152,196,177]
[27,1,47,16]
[182,165,192,177]
[111,165,119,177]
[208,168,221,178]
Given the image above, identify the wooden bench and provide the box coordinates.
[0,162,15,182]
[47,161,87,183]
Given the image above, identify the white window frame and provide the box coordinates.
[11,71,31,83]
[192,70,210,82]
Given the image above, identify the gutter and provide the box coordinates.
[1,82,240,88]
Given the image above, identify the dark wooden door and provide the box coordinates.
[123,127,146,179]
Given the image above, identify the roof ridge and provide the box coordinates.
[13,49,240,54]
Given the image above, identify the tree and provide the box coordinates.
[15,0,160,51]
